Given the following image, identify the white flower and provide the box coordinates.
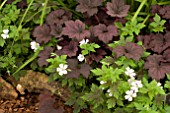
[128,77,135,84]
[125,67,136,78]
[77,54,85,62]
[157,82,161,87]
[125,90,137,101]
[157,82,163,89]
[131,86,138,92]
[108,93,112,97]
[107,89,110,93]
[1,29,9,39]
[30,41,40,52]
[57,45,62,50]
[79,39,89,45]
[3,29,9,34]
[130,80,143,88]
[42,3,45,6]
[100,81,105,85]
[56,64,68,76]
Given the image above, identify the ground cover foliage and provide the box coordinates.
[1,0,170,112]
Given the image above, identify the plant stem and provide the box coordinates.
[131,0,147,22]
[142,14,151,24]
[40,0,49,26]
[9,0,34,54]
[12,48,41,76]
[0,0,7,11]
[130,0,135,12]
[158,1,170,5]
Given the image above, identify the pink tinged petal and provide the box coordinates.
[132,92,137,97]
[63,64,68,69]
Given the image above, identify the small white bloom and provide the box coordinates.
[128,77,135,84]
[125,67,136,78]
[56,64,68,76]
[42,3,45,6]
[157,82,161,87]
[135,80,143,88]
[3,29,9,34]
[131,86,138,92]
[157,82,163,89]
[107,89,110,93]
[1,29,9,39]
[79,39,89,45]
[30,41,40,52]
[57,45,62,50]
[131,80,143,88]
[108,93,112,97]
[77,54,85,62]
[125,90,137,101]
[100,81,105,85]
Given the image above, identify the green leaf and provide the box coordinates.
[107,98,116,109]
[81,84,104,109]
[0,37,5,47]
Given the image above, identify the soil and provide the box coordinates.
[0,70,91,113]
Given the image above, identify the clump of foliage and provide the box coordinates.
[2,0,170,113]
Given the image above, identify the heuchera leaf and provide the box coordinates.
[62,20,90,41]
[113,42,144,61]
[138,32,170,54]
[50,24,63,38]
[32,24,51,44]
[144,54,170,80]
[66,59,91,79]
[38,46,54,67]
[62,41,78,57]
[163,48,170,62]
[159,6,170,19]
[86,48,106,64]
[106,0,130,18]
[46,9,72,26]
[79,63,92,78]
[94,24,118,43]
[76,0,102,17]
[38,91,64,113]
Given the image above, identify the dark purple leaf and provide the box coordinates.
[91,48,106,62]
[144,54,170,80]
[149,34,164,54]
[94,24,118,43]
[106,0,130,18]
[32,24,51,44]
[50,24,63,38]
[113,42,144,61]
[84,8,109,26]
[62,20,90,41]
[76,0,102,17]
[38,46,54,67]
[66,59,91,79]
[66,59,80,78]
[163,48,170,62]
[79,63,92,78]
[151,5,161,14]
[159,6,170,19]
[38,91,64,113]
[62,41,78,57]
[46,9,72,25]
[136,34,154,50]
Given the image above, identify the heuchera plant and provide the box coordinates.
[2,0,170,113]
